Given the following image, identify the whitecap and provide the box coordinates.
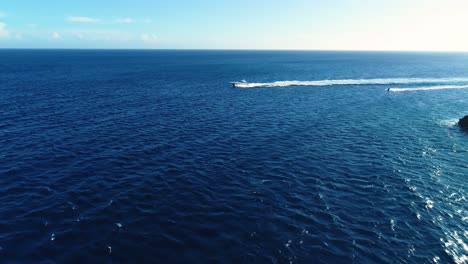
[416,213,422,220]
[425,199,434,209]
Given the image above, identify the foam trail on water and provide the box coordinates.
[388,85,468,92]
[233,78,468,88]
[438,118,460,127]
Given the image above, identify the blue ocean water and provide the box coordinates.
[0,50,467,263]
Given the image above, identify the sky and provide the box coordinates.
[1,0,468,51]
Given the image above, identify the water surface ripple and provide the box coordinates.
[0,50,467,263]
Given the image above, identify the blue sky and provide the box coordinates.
[1,0,467,50]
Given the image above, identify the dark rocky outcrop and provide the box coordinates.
[459,116,468,128]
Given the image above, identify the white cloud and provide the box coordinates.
[114,18,136,24]
[0,22,9,38]
[62,29,134,42]
[141,33,158,43]
[52,32,62,39]
[66,16,99,23]
[113,18,153,24]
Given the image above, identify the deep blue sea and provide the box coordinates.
[0,50,467,264]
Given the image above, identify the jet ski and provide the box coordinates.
[230,80,247,87]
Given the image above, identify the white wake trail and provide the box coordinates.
[388,85,468,92]
[233,78,468,88]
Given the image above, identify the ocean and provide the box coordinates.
[0,50,467,263]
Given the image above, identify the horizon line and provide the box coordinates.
[0,47,468,53]
[1,48,468,53]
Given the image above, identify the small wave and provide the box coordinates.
[443,231,468,264]
[232,78,468,88]
[388,85,468,92]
